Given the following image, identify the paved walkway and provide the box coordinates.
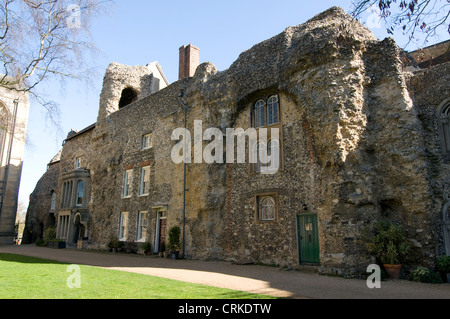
[1,245,449,299]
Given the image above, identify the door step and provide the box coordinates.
[296,264,320,273]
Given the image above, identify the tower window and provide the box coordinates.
[119,87,138,109]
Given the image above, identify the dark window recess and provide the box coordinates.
[119,87,138,109]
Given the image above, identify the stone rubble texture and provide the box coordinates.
[24,7,450,276]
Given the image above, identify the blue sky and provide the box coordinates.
[19,0,450,209]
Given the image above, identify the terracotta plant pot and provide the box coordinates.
[384,264,401,279]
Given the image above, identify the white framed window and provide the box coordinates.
[252,94,280,128]
[139,166,150,196]
[251,138,281,174]
[123,169,133,198]
[119,212,129,241]
[50,191,56,211]
[253,142,265,173]
[254,100,265,128]
[267,95,279,126]
[76,181,85,207]
[75,157,81,169]
[137,211,148,241]
[141,133,153,150]
[257,195,277,221]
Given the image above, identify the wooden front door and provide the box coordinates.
[297,214,320,264]
[159,218,167,252]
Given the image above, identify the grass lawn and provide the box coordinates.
[0,253,278,299]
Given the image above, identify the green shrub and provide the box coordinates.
[35,239,45,247]
[411,267,443,284]
[366,219,410,265]
[140,241,152,252]
[167,226,181,252]
[43,227,56,245]
[436,256,450,273]
[107,236,123,249]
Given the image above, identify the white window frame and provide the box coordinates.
[137,211,148,242]
[259,196,276,221]
[50,192,56,211]
[123,169,133,198]
[76,181,85,207]
[119,212,129,241]
[253,141,267,173]
[267,95,279,126]
[141,133,153,150]
[139,166,150,196]
[254,100,265,128]
[75,157,81,169]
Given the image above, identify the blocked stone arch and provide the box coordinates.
[232,86,281,127]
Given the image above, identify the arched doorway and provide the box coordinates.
[72,213,88,248]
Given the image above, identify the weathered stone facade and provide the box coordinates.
[0,81,29,245]
[25,7,450,275]
[22,152,60,243]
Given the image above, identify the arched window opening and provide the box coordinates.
[260,196,276,221]
[118,87,138,109]
[50,191,56,211]
[251,94,279,128]
[267,95,279,126]
[254,99,265,128]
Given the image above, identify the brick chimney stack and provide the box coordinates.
[179,44,200,80]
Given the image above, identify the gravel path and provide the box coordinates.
[1,245,449,299]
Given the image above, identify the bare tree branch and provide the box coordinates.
[0,0,112,126]
[351,0,450,48]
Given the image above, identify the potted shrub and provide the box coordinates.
[436,256,450,283]
[43,226,56,245]
[167,225,181,260]
[366,219,410,279]
[107,236,123,253]
[43,227,66,249]
[140,242,152,256]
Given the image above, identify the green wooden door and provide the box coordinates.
[297,214,320,264]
